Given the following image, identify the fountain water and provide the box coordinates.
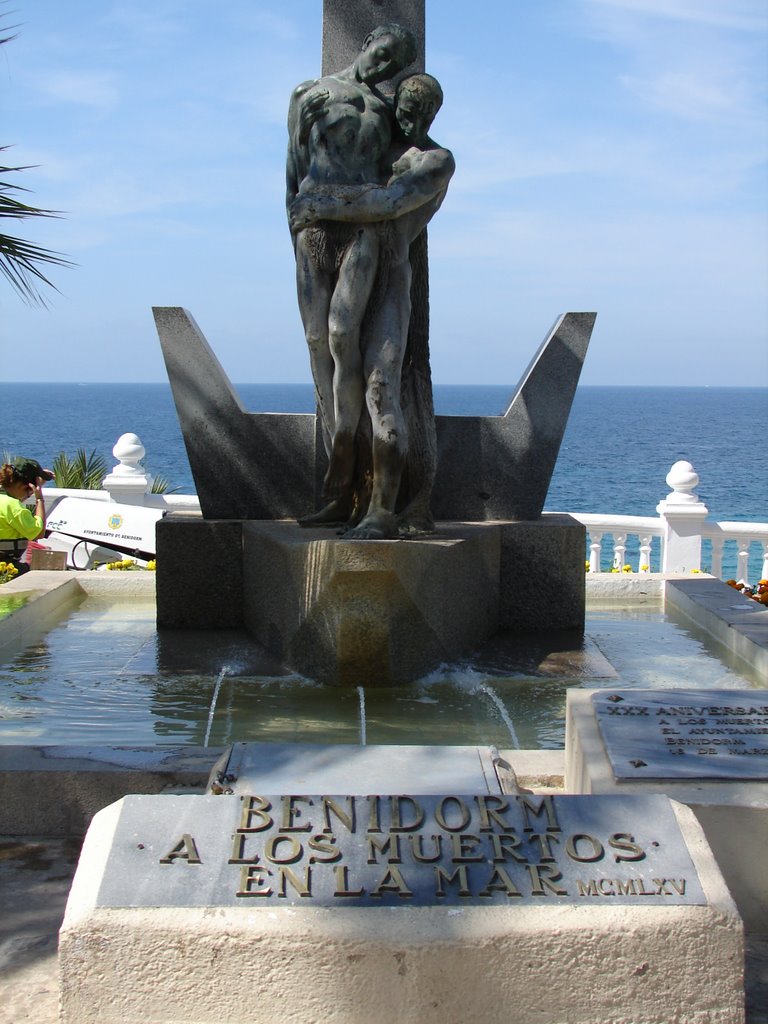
[357,685,367,746]
[203,666,230,748]
[478,682,521,749]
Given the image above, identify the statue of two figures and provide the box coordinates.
[287,23,454,540]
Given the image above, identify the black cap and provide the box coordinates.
[12,458,54,484]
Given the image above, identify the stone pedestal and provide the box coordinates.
[59,790,743,1024]
[566,688,768,932]
[156,514,586,685]
[242,522,500,686]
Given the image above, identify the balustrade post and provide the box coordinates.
[612,533,627,571]
[638,536,652,574]
[102,433,154,505]
[709,536,724,580]
[588,531,602,572]
[656,461,708,573]
[736,537,751,582]
[762,542,768,583]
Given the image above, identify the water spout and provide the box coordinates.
[479,684,521,749]
[357,685,366,746]
[203,666,230,747]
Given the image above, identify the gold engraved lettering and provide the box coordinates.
[228,832,259,865]
[371,866,413,898]
[576,879,599,896]
[449,833,485,862]
[159,833,201,865]
[277,865,312,898]
[528,832,560,862]
[333,864,364,896]
[598,879,616,895]
[475,795,512,832]
[280,795,313,832]
[434,864,471,897]
[367,795,382,834]
[236,864,272,897]
[237,795,273,832]
[518,795,561,833]
[608,833,646,863]
[479,866,522,897]
[527,864,567,896]
[670,878,686,895]
[264,834,304,865]
[308,834,341,863]
[390,796,425,832]
[616,879,637,896]
[321,796,356,834]
[435,796,471,832]
[409,834,443,862]
[490,832,527,863]
[367,834,402,865]
[565,833,605,863]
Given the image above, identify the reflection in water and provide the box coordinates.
[0,596,763,748]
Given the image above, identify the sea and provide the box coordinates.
[3,383,766,576]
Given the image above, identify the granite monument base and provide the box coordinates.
[156,514,586,685]
[566,688,768,932]
[59,791,743,1024]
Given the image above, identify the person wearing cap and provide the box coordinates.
[0,458,55,571]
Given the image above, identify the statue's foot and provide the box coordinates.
[298,498,351,528]
[323,433,354,501]
[346,510,398,540]
[397,506,435,537]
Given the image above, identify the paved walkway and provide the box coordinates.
[1,836,766,1024]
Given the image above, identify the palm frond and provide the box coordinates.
[52,449,108,490]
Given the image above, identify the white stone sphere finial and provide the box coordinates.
[111,433,147,477]
[664,460,700,506]
[103,432,154,500]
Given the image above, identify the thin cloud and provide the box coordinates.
[586,0,768,32]
[31,69,119,111]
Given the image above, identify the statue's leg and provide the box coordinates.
[295,232,335,440]
[347,261,411,541]
[324,228,379,501]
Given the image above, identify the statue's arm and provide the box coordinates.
[289,149,455,231]
[286,79,326,211]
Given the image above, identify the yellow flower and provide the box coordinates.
[622,564,633,573]
[640,564,650,572]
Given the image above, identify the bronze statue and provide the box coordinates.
[287,26,453,538]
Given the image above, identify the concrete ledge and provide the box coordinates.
[0,745,220,835]
[665,577,768,679]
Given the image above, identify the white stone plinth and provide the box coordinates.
[59,794,743,1024]
[566,688,768,932]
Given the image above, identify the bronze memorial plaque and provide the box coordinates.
[95,792,705,908]
[593,689,768,780]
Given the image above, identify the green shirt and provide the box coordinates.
[0,492,43,540]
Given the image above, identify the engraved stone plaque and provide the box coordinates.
[593,689,768,780]
[96,792,705,908]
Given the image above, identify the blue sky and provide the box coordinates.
[2,0,766,386]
